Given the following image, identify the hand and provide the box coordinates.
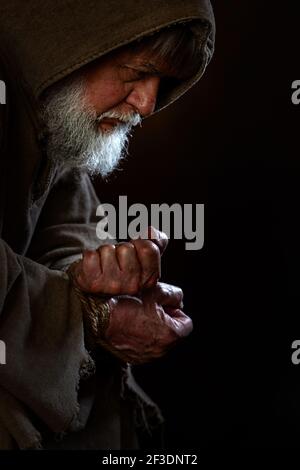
[103,282,193,364]
[70,226,168,295]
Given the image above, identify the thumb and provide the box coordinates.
[142,282,184,309]
[146,226,169,255]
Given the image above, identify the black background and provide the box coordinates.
[95,1,300,449]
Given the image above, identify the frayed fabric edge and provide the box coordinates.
[56,351,96,439]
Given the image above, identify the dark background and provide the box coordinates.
[95,1,300,448]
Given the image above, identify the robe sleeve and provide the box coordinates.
[27,169,105,270]
[0,237,95,437]
[0,170,106,445]
[0,168,165,450]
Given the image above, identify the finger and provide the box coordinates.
[98,244,122,292]
[140,226,168,255]
[143,282,184,308]
[130,239,161,288]
[149,226,169,255]
[74,250,102,290]
[115,242,141,294]
[167,310,193,338]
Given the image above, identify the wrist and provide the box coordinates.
[67,262,110,348]
[67,263,130,364]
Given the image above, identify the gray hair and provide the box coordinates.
[132,24,203,80]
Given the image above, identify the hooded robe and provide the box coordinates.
[0,0,215,449]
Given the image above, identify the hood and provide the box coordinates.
[0,0,215,114]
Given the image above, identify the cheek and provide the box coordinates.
[85,80,129,113]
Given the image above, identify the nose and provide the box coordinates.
[125,76,160,117]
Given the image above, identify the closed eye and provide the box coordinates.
[120,62,164,82]
[122,67,149,83]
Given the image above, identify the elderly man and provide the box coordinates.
[0,0,215,450]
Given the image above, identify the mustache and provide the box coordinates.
[96,110,142,127]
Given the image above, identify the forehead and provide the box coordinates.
[91,43,180,79]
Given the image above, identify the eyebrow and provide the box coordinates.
[123,62,164,77]
[141,62,163,76]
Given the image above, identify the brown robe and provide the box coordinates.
[0,0,215,449]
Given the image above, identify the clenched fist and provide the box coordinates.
[103,282,193,364]
[70,226,168,295]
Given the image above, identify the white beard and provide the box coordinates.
[41,77,141,177]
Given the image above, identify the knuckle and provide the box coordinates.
[98,243,116,255]
[116,242,135,256]
[140,241,160,258]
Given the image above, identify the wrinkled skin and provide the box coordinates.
[105,282,193,365]
[65,47,194,363]
[69,226,193,363]
[71,227,168,295]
